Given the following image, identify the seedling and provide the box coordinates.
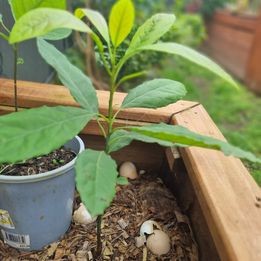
[0,0,260,257]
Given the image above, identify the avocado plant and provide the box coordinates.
[0,0,260,256]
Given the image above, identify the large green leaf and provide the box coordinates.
[8,0,66,20]
[75,8,110,44]
[9,8,91,44]
[137,43,237,87]
[128,123,261,163]
[37,39,98,113]
[127,13,175,53]
[76,149,118,217]
[109,0,135,47]
[121,79,186,109]
[0,106,94,163]
[107,129,173,153]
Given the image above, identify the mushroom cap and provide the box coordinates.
[146,230,171,256]
[119,161,138,180]
[73,203,97,225]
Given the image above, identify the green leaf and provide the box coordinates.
[117,176,129,185]
[42,28,72,40]
[109,0,135,47]
[8,0,66,20]
[76,149,118,217]
[137,43,237,87]
[121,79,186,109]
[128,123,261,163]
[9,8,91,44]
[107,129,173,153]
[127,13,175,53]
[75,8,110,44]
[0,106,94,163]
[37,39,98,114]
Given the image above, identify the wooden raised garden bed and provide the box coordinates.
[204,10,261,94]
[0,78,260,260]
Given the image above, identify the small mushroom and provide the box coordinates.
[119,161,138,180]
[146,230,171,256]
[73,203,97,225]
[140,220,161,236]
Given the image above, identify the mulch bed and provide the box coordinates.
[0,172,198,260]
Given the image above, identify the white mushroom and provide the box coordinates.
[119,161,138,180]
[146,230,171,256]
[139,220,161,236]
[73,203,97,225]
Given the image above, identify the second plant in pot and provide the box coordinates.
[0,0,260,255]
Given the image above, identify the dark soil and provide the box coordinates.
[0,172,198,261]
[0,147,76,176]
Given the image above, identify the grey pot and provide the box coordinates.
[0,136,85,251]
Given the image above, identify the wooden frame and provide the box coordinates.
[0,78,260,260]
[205,10,261,94]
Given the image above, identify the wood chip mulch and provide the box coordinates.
[0,172,198,260]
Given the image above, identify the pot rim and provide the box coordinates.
[0,136,85,184]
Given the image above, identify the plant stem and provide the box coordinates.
[13,44,18,112]
[96,215,103,257]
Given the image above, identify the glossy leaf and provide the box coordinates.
[127,13,175,53]
[121,79,186,109]
[0,106,94,163]
[76,149,118,217]
[138,43,237,87]
[8,0,66,20]
[9,8,91,44]
[107,129,173,153]
[37,39,98,113]
[109,0,135,47]
[75,8,110,44]
[129,123,261,163]
[42,28,72,40]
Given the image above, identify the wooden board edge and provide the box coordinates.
[171,104,261,261]
[0,78,198,123]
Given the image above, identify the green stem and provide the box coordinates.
[13,44,18,112]
[0,20,10,33]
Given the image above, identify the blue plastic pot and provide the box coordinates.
[0,136,84,251]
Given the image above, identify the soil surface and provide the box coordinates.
[0,172,198,260]
[0,147,75,176]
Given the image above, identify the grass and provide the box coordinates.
[159,57,261,185]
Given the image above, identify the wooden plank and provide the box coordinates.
[172,104,261,261]
[0,78,198,123]
[246,14,261,94]
[205,23,253,79]
[208,23,254,51]
[213,10,258,32]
